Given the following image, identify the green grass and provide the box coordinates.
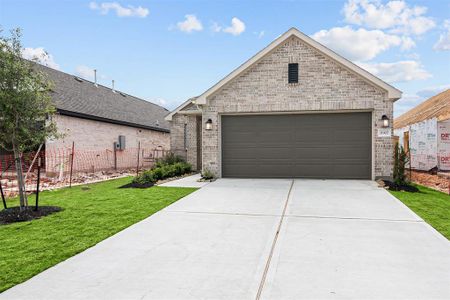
[0,177,197,292]
[390,184,450,240]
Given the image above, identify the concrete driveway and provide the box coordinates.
[2,178,449,299]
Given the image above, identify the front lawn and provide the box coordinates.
[390,184,450,240]
[0,177,197,292]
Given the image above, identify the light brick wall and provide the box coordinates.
[47,114,170,151]
[177,36,394,179]
[170,114,199,170]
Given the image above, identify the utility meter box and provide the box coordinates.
[118,135,126,150]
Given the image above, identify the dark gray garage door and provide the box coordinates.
[221,113,371,179]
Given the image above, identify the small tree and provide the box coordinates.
[393,142,409,186]
[0,28,58,210]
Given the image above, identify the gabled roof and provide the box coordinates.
[394,89,450,129]
[35,63,170,132]
[166,27,402,121]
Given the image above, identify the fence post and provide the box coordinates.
[114,144,117,171]
[136,141,141,175]
[35,157,41,211]
[0,179,6,210]
[69,141,75,187]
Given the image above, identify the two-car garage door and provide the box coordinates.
[221,112,372,179]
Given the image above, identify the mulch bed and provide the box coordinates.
[383,180,419,192]
[0,206,62,225]
[119,182,154,189]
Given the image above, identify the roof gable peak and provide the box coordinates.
[166,27,401,121]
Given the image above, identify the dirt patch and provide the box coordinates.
[0,206,62,225]
[410,170,450,194]
[119,182,154,189]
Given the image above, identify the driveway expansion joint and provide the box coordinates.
[165,210,282,217]
[255,179,295,300]
[285,214,425,223]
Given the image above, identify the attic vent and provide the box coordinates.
[155,120,160,127]
[74,76,83,82]
[119,92,127,97]
[288,63,298,83]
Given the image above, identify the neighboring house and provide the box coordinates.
[37,64,170,172]
[394,89,450,171]
[166,28,401,180]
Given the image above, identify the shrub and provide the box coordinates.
[201,169,214,180]
[155,152,185,168]
[393,142,409,186]
[152,168,164,181]
[132,161,192,185]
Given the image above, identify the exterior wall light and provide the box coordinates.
[381,115,390,128]
[205,119,213,130]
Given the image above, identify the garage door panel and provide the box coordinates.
[293,132,330,143]
[332,164,371,178]
[258,133,293,145]
[259,165,293,178]
[333,147,371,159]
[334,131,371,143]
[291,165,332,178]
[258,148,292,159]
[221,113,371,179]
[291,147,331,159]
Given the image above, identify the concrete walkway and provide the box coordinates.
[2,179,449,299]
[158,173,210,188]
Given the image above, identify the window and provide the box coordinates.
[288,63,299,83]
[184,124,188,150]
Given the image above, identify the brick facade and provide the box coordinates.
[172,36,394,179]
[47,114,170,152]
[170,114,201,171]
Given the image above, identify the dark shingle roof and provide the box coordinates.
[36,63,170,132]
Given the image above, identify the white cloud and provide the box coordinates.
[176,15,203,33]
[394,93,422,117]
[223,17,246,36]
[89,2,149,18]
[433,33,450,51]
[394,84,450,117]
[403,52,420,60]
[415,84,450,98]
[75,65,108,82]
[21,47,60,70]
[257,31,265,39]
[312,26,412,61]
[150,98,180,110]
[400,36,415,50]
[433,20,450,51]
[75,65,95,80]
[343,0,435,35]
[211,22,222,33]
[358,60,431,83]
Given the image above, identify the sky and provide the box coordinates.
[1,0,449,117]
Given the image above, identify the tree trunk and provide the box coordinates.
[13,145,27,210]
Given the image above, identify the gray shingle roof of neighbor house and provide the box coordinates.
[35,63,170,133]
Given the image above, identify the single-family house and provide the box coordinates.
[166,28,401,180]
[39,64,170,150]
[37,64,170,173]
[394,89,450,171]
